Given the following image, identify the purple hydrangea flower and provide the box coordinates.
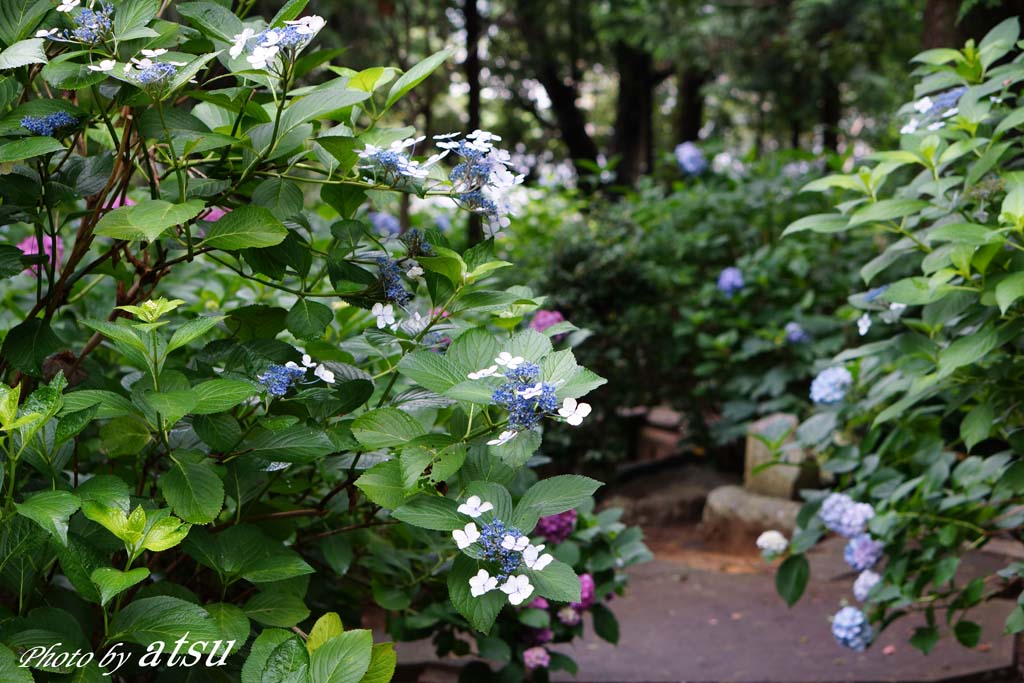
[491,362,557,431]
[674,141,707,175]
[831,606,874,651]
[523,646,550,670]
[477,518,525,582]
[524,628,553,645]
[571,573,595,610]
[557,605,582,625]
[257,364,306,396]
[818,493,875,538]
[534,509,577,544]
[785,321,809,343]
[527,597,549,610]
[853,570,881,602]
[844,534,884,571]
[369,211,400,236]
[529,310,565,333]
[717,267,744,296]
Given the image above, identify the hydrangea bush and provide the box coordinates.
[773,17,1024,654]
[0,1,644,680]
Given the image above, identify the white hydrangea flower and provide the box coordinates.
[522,543,554,571]
[56,0,80,12]
[913,96,933,113]
[486,430,518,447]
[469,569,498,597]
[371,303,395,329]
[230,28,255,59]
[36,28,59,38]
[500,574,534,605]
[314,364,335,384]
[457,495,493,518]
[756,530,788,555]
[406,265,424,278]
[518,383,544,399]
[88,59,116,72]
[468,365,498,380]
[495,351,524,369]
[286,15,326,36]
[452,522,480,550]
[900,119,919,135]
[141,48,168,57]
[247,44,279,70]
[501,534,529,552]
[857,313,871,336]
[558,398,592,426]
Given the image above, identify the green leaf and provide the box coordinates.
[108,596,220,645]
[15,490,80,545]
[526,557,581,603]
[280,85,370,132]
[0,0,51,45]
[360,643,397,683]
[385,49,452,110]
[938,324,997,377]
[94,199,205,242]
[511,475,602,532]
[1005,607,1024,634]
[0,38,46,70]
[490,429,542,469]
[397,352,467,394]
[1,317,64,375]
[775,555,809,607]
[354,460,407,509]
[391,495,465,531]
[202,206,288,250]
[351,408,426,449]
[144,389,197,424]
[191,379,259,414]
[591,603,619,644]
[176,1,243,42]
[447,554,506,633]
[113,0,159,38]
[167,316,223,352]
[782,213,850,236]
[0,137,64,162]
[447,327,500,374]
[54,405,98,446]
[244,592,310,627]
[243,630,294,683]
[932,556,959,586]
[270,0,309,26]
[204,602,251,647]
[91,567,149,606]
[159,459,224,524]
[954,620,982,648]
[0,643,33,683]
[307,613,343,654]
[40,56,108,90]
[910,626,939,654]
[961,403,994,452]
[100,417,151,457]
[241,425,335,463]
[286,299,334,340]
[252,177,304,220]
[996,271,1024,313]
[847,199,930,227]
[309,629,373,683]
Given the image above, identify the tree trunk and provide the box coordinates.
[464,0,483,244]
[820,74,840,152]
[611,42,655,188]
[675,68,708,144]
[923,0,957,49]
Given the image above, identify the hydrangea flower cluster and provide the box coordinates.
[17,235,64,275]
[257,363,306,396]
[831,606,874,651]
[400,229,434,258]
[818,493,874,538]
[491,362,558,431]
[784,321,809,344]
[21,112,79,137]
[523,646,550,670]
[230,16,326,72]
[436,130,524,236]
[358,137,439,183]
[571,573,596,611]
[529,310,565,333]
[674,141,707,175]
[535,510,577,544]
[900,87,966,134]
[368,211,400,236]
[38,1,114,44]
[132,61,178,86]
[455,496,555,606]
[853,570,881,602]
[809,366,852,404]
[844,533,884,572]
[756,530,788,555]
[717,266,744,296]
[376,256,412,305]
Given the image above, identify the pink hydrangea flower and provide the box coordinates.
[525,627,553,645]
[529,310,564,333]
[571,573,595,610]
[203,206,230,222]
[557,605,582,625]
[535,509,577,544]
[522,646,550,671]
[17,235,63,275]
[527,597,549,610]
[103,195,136,210]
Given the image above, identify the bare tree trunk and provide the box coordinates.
[923,0,957,49]
[675,67,708,144]
[464,0,483,243]
[821,74,840,152]
[611,42,655,188]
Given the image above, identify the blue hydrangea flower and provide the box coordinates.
[62,2,114,44]
[436,131,523,236]
[853,570,881,602]
[844,533,884,571]
[810,366,852,404]
[927,87,966,117]
[831,606,874,651]
[864,285,889,303]
[716,267,744,296]
[369,211,400,237]
[400,228,434,257]
[491,362,558,431]
[257,363,306,396]
[376,256,412,305]
[134,61,178,86]
[818,493,875,538]
[21,112,79,137]
[785,322,809,343]
[674,141,707,175]
[478,518,526,582]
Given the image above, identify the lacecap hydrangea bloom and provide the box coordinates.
[21,112,78,137]
[437,130,524,237]
[491,362,558,431]
[376,256,412,305]
[231,16,326,72]
[853,570,881,602]
[717,267,744,296]
[831,606,874,651]
[818,493,874,538]
[809,366,852,404]
[674,141,707,175]
[257,363,306,397]
[844,533,884,572]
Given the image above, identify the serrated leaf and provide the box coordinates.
[159,459,224,524]
[202,206,288,250]
[0,38,46,70]
[15,490,79,545]
[91,567,149,606]
[94,199,205,242]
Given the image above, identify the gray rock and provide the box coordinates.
[744,413,818,499]
[701,484,802,548]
